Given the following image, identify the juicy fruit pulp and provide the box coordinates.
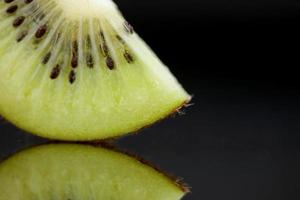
[0,144,187,200]
[0,0,190,140]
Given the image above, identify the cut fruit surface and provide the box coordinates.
[0,0,190,140]
[0,143,188,200]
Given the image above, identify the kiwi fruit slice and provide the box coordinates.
[0,0,190,140]
[0,143,188,200]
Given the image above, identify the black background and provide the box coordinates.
[1,0,300,199]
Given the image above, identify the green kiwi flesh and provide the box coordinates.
[0,143,188,200]
[0,0,191,140]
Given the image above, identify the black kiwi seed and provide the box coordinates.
[4,0,14,3]
[124,21,134,34]
[86,36,94,68]
[13,16,25,27]
[71,41,78,68]
[116,35,125,44]
[42,52,51,64]
[72,40,78,52]
[24,0,33,4]
[100,32,109,56]
[50,65,61,79]
[6,5,18,14]
[87,35,92,47]
[71,54,78,68]
[35,25,47,38]
[102,43,109,56]
[16,31,27,42]
[106,57,115,70]
[124,51,134,63]
[69,70,76,84]
[86,54,94,68]
[100,31,105,41]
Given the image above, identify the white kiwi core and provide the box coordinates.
[53,0,117,19]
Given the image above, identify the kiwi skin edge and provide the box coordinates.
[0,141,191,194]
[0,98,192,142]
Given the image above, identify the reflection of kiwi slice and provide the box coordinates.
[0,143,189,200]
[0,0,191,141]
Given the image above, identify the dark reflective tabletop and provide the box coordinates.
[2,79,299,199]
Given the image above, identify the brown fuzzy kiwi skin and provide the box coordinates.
[0,141,191,194]
[86,98,193,143]
[132,99,193,135]
[87,141,191,194]
[0,116,9,124]
[0,98,192,141]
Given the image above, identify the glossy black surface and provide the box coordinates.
[1,0,300,199]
